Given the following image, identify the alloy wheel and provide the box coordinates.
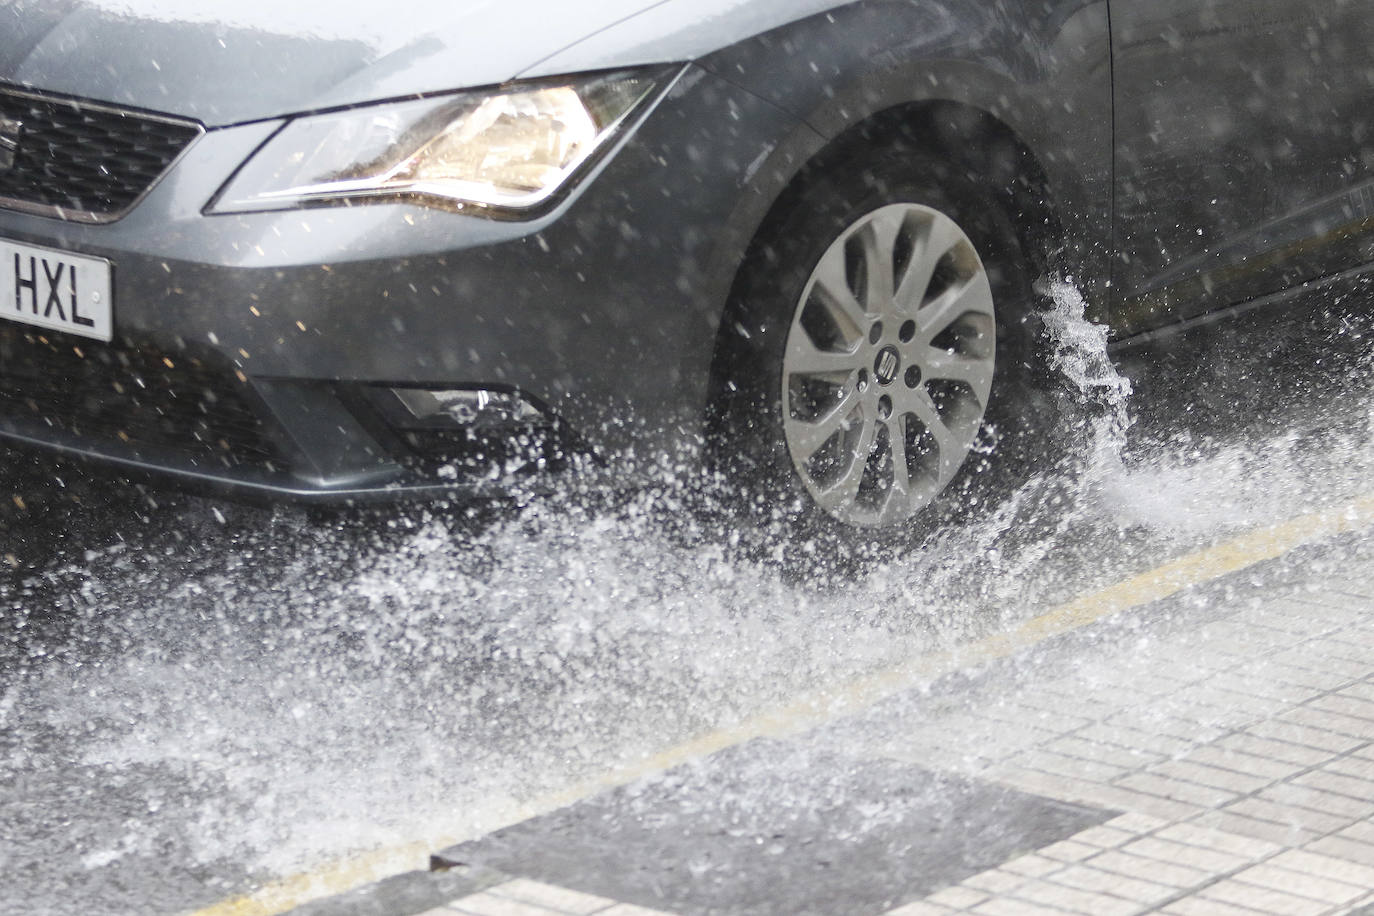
[781,202,996,528]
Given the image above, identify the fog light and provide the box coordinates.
[386,387,545,429]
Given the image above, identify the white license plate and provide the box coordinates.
[0,238,113,342]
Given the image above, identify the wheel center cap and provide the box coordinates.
[874,346,901,386]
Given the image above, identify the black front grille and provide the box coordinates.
[0,87,202,222]
[0,324,282,472]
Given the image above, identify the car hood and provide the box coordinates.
[0,0,673,126]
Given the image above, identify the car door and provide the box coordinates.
[1110,0,1374,336]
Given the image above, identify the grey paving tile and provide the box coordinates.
[1038,839,1100,864]
[995,770,1205,822]
[1152,823,1280,859]
[1120,835,1249,874]
[1318,754,1374,780]
[1280,706,1374,742]
[1148,759,1273,795]
[925,885,991,908]
[1261,660,1358,692]
[1086,849,1211,888]
[1047,736,1163,770]
[1010,879,1142,916]
[1049,864,1175,905]
[1336,821,1374,845]
[1303,638,1374,667]
[1224,796,1354,835]
[1245,719,1365,754]
[1115,771,1239,808]
[962,870,1028,895]
[1303,835,1374,869]
[982,701,1093,735]
[1198,879,1329,916]
[1293,768,1374,802]
[1076,723,1199,758]
[1105,714,1225,747]
[1271,651,1370,682]
[1205,673,1321,704]
[1229,863,1364,906]
[970,897,1065,916]
[1187,809,1321,848]
[1337,682,1374,704]
[1016,749,1130,784]
[450,892,568,916]
[1312,694,1374,724]
[1217,733,1336,768]
[1161,896,1270,916]
[1105,813,1168,834]
[1183,686,1290,720]
[1182,745,1306,782]
[1268,849,1374,892]
[999,855,1064,879]
[1258,783,1374,821]
[1018,686,1124,720]
[884,901,959,916]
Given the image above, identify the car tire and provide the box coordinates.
[705,143,1053,553]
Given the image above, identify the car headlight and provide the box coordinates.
[208,67,675,216]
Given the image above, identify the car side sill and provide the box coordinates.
[1108,257,1374,353]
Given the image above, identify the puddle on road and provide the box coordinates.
[3,281,1374,915]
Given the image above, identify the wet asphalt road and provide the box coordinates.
[4,280,1374,916]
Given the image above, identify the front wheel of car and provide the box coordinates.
[707,146,1048,546]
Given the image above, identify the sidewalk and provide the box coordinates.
[295,529,1374,916]
[853,560,1374,915]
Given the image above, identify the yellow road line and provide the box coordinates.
[187,494,1374,916]
[190,843,433,916]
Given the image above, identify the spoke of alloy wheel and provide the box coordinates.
[811,244,870,340]
[921,348,994,396]
[907,389,964,481]
[857,208,903,309]
[876,416,915,525]
[895,216,959,313]
[817,411,878,513]
[916,275,993,344]
[789,385,862,462]
[787,335,861,377]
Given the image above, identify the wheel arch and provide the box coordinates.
[779,99,1063,287]
[702,97,1065,428]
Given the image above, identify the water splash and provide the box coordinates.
[1038,277,1134,480]
[7,281,1374,915]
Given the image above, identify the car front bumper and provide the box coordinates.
[0,66,806,500]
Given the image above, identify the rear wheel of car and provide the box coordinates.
[707,145,1047,544]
